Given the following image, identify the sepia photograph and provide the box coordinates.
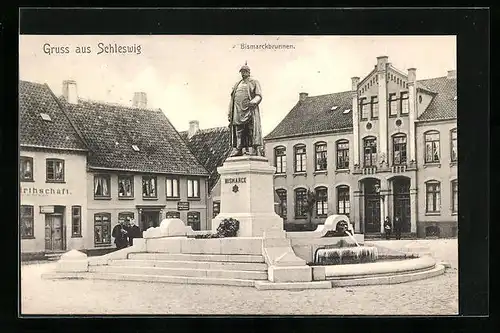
[19,33,459,315]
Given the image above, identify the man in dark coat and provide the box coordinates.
[393,216,402,240]
[228,62,264,157]
[112,220,129,250]
[384,216,392,240]
[127,218,142,246]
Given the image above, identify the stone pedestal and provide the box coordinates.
[212,156,283,237]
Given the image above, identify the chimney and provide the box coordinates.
[132,92,148,108]
[351,77,360,91]
[407,68,417,83]
[62,80,78,104]
[188,120,199,139]
[299,92,309,102]
[447,70,457,79]
[376,56,389,71]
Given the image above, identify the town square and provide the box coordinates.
[19,34,458,315]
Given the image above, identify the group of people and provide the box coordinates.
[111,218,142,250]
[384,216,403,240]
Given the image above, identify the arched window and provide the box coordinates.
[336,140,349,170]
[337,185,350,217]
[314,142,327,171]
[424,131,440,163]
[274,146,287,174]
[392,134,407,165]
[363,137,377,167]
[294,144,307,173]
[451,180,458,214]
[450,128,458,162]
[315,187,328,217]
[275,189,287,221]
[294,188,308,219]
[425,181,441,213]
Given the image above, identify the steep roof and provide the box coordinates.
[265,76,456,140]
[417,76,457,121]
[180,127,232,191]
[264,91,353,140]
[60,98,209,176]
[19,80,87,151]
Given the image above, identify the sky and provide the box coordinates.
[19,35,456,136]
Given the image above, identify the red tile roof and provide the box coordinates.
[19,80,87,151]
[180,127,232,191]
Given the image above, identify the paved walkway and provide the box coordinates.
[20,239,458,315]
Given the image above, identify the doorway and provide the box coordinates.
[140,210,160,232]
[363,178,381,233]
[393,177,411,232]
[45,214,64,251]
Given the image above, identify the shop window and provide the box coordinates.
[118,175,134,198]
[315,187,328,217]
[166,177,180,199]
[94,213,111,246]
[187,211,201,231]
[20,205,34,239]
[425,131,440,163]
[71,206,82,237]
[20,156,33,181]
[294,145,306,173]
[94,174,111,198]
[166,211,180,219]
[142,176,157,198]
[187,179,200,198]
[46,159,65,182]
[336,140,349,169]
[212,201,221,218]
[274,146,287,174]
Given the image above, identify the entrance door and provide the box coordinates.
[140,211,160,232]
[393,178,411,232]
[365,196,381,233]
[45,214,63,251]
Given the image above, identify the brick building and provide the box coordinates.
[264,56,457,238]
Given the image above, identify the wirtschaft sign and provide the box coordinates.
[20,186,71,196]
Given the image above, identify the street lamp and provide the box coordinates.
[374,183,386,233]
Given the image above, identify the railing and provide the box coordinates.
[353,164,377,175]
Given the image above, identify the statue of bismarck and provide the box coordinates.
[228,62,264,157]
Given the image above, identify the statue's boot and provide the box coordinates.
[230,133,243,157]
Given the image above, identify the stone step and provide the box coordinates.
[108,259,268,271]
[128,253,265,263]
[89,265,268,280]
[86,272,257,287]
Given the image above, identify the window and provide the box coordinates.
[46,159,64,182]
[400,92,409,115]
[451,129,458,162]
[94,213,111,245]
[314,142,327,171]
[337,186,350,216]
[389,93,398,116]
[425,131,440,163]
[187,211,201,231]
[294,145,306,172]
[94,175,111,198]
[393,134,407,165]
[142,176,157,198]
[360,98,370,120]
[315,187,328,217]
[336,140,349,169]
[187,179,200,198]
[276,189,287,221]
[274,146,287,173]
[166,177,180,199]
[118,212,135,225]
[371,96,379,119]
[118,175,134,198]
[452,180,458,214]
[363,137,377,167]
[71,206,82,237]
[166,211,181,219]
[294,188,308,219]
[20,205,34,239]
[20,156,33,181]
[212,201,221,218]
[426,181,441,213]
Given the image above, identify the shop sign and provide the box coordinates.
[177,201,190,211]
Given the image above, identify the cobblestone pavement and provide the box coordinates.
[20,239,458,315]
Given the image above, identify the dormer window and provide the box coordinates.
[40,113,52,122]
[132,145,140,152]
[331,106,338,111]
[343,109,351,114]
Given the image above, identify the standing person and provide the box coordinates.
[127,218,142,246]
[394,216,402,240]
[384,216,392,240]
[228,62,264,157]
[112,220,129,250]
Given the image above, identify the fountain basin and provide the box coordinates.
[314,246,378,265]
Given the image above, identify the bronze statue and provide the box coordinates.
[228,62,264,157]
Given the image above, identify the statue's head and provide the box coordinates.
[239,62,251,79]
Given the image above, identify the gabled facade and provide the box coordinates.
[264,56,457,238]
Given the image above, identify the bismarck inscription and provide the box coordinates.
[225,177,247,184]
